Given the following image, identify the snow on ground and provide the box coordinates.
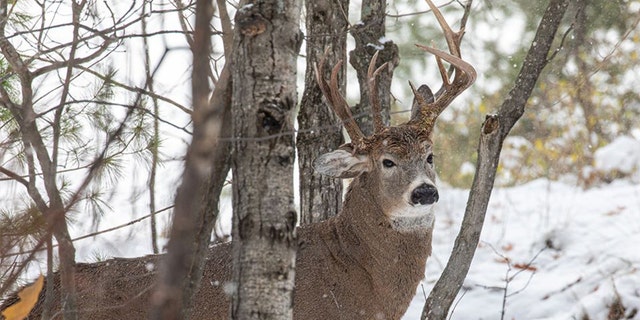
[404,179,640,319]
[595,136,640,183]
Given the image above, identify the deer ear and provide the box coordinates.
[409,84,435,122]
[313,144,369,178]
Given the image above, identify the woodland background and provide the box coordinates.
[1,0,639,319]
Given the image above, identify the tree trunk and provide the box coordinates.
[572,0,602,148]
[187,62,233,301]
[349,0,398,135]
[51,216,78,320]
[297,0,349,224]
[149,0,220,318]
[422,0,571,318]
[230,0,302,319]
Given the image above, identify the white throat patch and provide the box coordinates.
[389,204,435,231]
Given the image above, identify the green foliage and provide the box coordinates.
[94,66,117,102]
[0,205,47,273]
[0,206,46,241]
[83,188,114,226]
[0,58,19,104]
[92,154,125,188]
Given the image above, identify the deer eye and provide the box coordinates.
[382,159,396,168]
[427,154,434,164]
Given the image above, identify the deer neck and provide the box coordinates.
[333,173,432,291]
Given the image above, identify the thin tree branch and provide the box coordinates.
[31,37,116,78]
[422,0,571,318]
[386,0,455,18]
[73,64,192,115]
[173,0,195,49]
[0,165,28,186]
[1,206,174,259]
[216,0,233,56]
[52,0,86,183]
[141,0,161,255]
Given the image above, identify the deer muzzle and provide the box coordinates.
[410,183,439,205]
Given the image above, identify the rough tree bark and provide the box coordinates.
[422,0,571,318]
[297,0,348,224]
[349,0,398,135]
[149,0,221,318]
[230,0,302,319]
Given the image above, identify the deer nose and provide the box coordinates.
[411,183,439,205]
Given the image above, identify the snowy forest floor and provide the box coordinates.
[404,179,640,319]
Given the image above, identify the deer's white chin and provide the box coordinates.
[388,204,435,232]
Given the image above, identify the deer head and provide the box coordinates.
[313,0,476,232]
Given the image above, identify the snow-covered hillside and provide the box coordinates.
[399,135,640,319]
[404,178,640,319]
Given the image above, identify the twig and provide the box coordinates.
[448,288,468,320]
[0,206,174,259]
[387,0,456,19]
[423,1,571,318]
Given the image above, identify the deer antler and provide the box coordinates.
[367,51,389,134]
[314,53,365,142]
[408,0,477,131]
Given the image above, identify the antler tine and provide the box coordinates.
[425,0,462,58]
[416,44,476,95]
[314,52,365,142]
[367,51,389,134]
[409,0,477,130]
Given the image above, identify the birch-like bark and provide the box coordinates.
[230,0,302,319]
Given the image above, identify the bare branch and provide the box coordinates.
[0,165,28,186]
[216,0,233,56]
[74,65,192,115]
[386,0,456,19]
[0,206,174,259]
[422,0,571,318]
[31,38,116,78]
[173,0,195,48]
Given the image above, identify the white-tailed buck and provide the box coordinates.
[1,1,475,319]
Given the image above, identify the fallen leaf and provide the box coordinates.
[513,263,537,271]
[2,275,44,320]
[604,206,626,216]
[502,243,514,252]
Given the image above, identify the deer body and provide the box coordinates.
[2,0,475,318]
[12,148,435,319]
